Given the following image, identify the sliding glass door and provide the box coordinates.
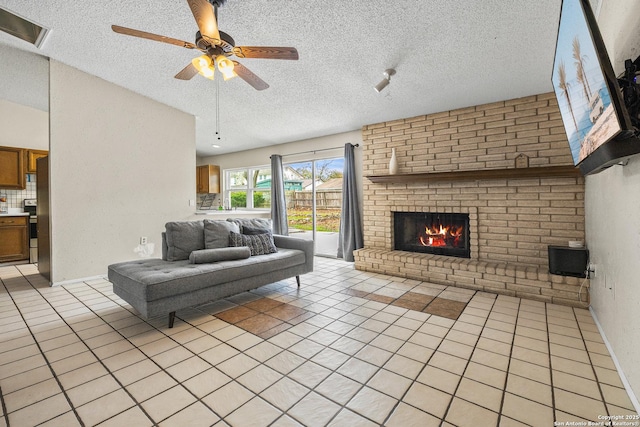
[285,157,344,257]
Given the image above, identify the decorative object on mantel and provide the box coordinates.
[515,153,530,168]
[389,148,398,175]
[367,165,581,183]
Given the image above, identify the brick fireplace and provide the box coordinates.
[354,93,589,306]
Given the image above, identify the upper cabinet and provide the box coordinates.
[0,146,49,189]
[197,165,220,194]
[26,149,48,173]
[0,146,26,189]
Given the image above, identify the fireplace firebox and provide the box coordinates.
[394,212,470,258]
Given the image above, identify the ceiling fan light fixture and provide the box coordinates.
[216,55,237,81]
[192,55,215,80]
[374,68,396,93]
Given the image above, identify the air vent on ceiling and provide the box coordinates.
[0,6,49,48]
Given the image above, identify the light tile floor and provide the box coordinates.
[0,258,638,426]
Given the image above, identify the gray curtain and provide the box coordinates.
[338,143,363,261]
[270,155,288,235]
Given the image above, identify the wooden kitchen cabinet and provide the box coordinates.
[0,216,29,262]
[0,146,26,189]
[196,165,220,194]
[26,149,48,173]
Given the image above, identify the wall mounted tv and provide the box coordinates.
[552,0,640,175]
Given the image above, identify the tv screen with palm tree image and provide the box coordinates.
[552,0,640,175]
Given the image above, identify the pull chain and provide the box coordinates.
[216,74,221,141]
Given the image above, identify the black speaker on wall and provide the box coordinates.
[548,246,589,278]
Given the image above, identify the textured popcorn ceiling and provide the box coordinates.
[0,0,561,155]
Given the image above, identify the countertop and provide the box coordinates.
[0,210,30,217]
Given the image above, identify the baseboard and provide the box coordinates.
[590,307,640,414]
[51,274,108,287]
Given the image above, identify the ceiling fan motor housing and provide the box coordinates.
[195,30,235,55]
[208,0,227,7]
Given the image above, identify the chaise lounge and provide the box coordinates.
[107,218,314,327]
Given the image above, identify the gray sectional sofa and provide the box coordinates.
[107,218,313,327]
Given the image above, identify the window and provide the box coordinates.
[224,166,271,209]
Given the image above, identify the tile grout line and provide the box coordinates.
[215,281,440,426]
[318,293,429,425]
[495,297,524,426]
[37,284,153,425]
[166,277,358,424]
[375,292,480,426]
[319,277,463,425]
[548,304,565,422]
[0,271,86,426]
[202,292,339,426]
[572,306,612,418]
[36,282,217,425]
[85,280,248,424]
[0,278,11,427]
[268,288,400,426]
[438,291,501,427]
[2,261,633,426]
[309,288,412,427]
[29,277,170,425]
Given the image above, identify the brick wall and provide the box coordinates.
[355,93,588,306]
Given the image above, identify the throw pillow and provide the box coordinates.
[189,247,251,264]
[242,225,272,236]
[227,218,272,233]
[204,220,240,249]
[165,221,205,261]
[229,231,278,256]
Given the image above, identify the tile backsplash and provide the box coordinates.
[2,174,37,208]
[197,193,220,210]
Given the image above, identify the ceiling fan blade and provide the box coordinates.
[233,46,299,60]
[233,61,269,91]
[175,62,199,80]
[111,25,198,49]
[186,0,221,44]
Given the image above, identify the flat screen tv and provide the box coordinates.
[552,0,640,175]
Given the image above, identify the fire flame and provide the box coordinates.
[419,224,463,247]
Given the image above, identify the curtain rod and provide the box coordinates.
[271,143,359,159]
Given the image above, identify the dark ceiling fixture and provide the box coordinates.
[111,0,298,90]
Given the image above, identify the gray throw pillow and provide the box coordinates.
[189,247,251,264]
[242,225,271,236]
[204,220,240,249]
[229,231,278,256]
[227,218,272,233]
[165,221,205,261]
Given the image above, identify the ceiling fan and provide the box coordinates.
[111,0,298,90]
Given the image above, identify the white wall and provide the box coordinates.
[0,43,49,112]
[201,130,362,167]
[0,43,49,150]
[0,99,48,150]
[586,0,640,405]
[49,61,196,283]
[199,129,364,191]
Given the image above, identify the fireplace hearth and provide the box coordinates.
[394,212,471,258]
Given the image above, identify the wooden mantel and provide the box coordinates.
[366,165,582,184]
